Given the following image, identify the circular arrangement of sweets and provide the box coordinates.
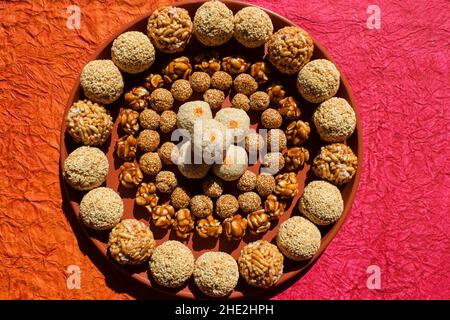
[61,0,360,299]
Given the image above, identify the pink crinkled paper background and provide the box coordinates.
[0,0,449,299]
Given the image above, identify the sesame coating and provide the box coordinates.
[244,132,264,153]
[194,1,234,47]
[255,174,276,197]
[299,180,343,225]
[150,88,174,112]
[191,118,228,158]
[139,152,162,176]
[312,97,356,142]
[177,100,213,133]
[297,59,340,103]
[215,194,239,218]
[171,79,193,102]
[214,108,250,142]
[158,141,178,165]
[249,91,270,111]
[213,145,248,181]
[234,7,273,48]
[203,89,225,110]
[171,186,191,209]
[149,241,194,288]
[202,176,224,198]
[276,216,321,261]
[234,73,258,95]
[267,26,314,75]
[63,146,108,191]
[193,251,239,297]
[108,219,155,265]
[155,171,178,193]
[139,109,160,130]
[80,187,123,230]
[211,71,233,91]
[190,71,211,93]
[238,191,261,213]
[159,110,177,133]
[80,60,124,104]
[190,195,214,218]
[266,129,287,151]
[231,93,250,111]
[262,152,285,175]
[111,31,155,74]
[177,142,212,179]
[261,108,282,129]
[237,170,257,192]
[137,129,160,152]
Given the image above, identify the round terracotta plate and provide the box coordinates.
[60,0,362,299]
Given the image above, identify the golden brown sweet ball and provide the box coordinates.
[238,240,283,288]
[299,180,343,225]
[149,241,194,288]
[108,219,155,265]
[137,129,160,153]
[63,146,108,191]
[111,31,155,74]
[210,71,233,91]
[231,93,250,112]
[234,73,258,96]
[215,194,239,218]
[80,60,124,104]
[261,108,282,129]
[190,71,211,93]
[233,7,273,48]
[203,89,225,110]
[66,99,113,146]
[194,1,234,47]
[171,186,191,209]
[150,88,174,112]
[147,6,194,53]
[267,26,314,75]
[276,216,321,261]
[139,109,160,130]
[159,110,177,133]
[193,252,239,297]
[139,152,162,176]
[312,97,356,142]
[297,59,340,103]
[158,141,179,165]
[171,79,193,102]
[80,187,123,230]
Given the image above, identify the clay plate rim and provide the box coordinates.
[59,0,363,299]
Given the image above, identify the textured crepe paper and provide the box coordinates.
[0,0,449,300]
